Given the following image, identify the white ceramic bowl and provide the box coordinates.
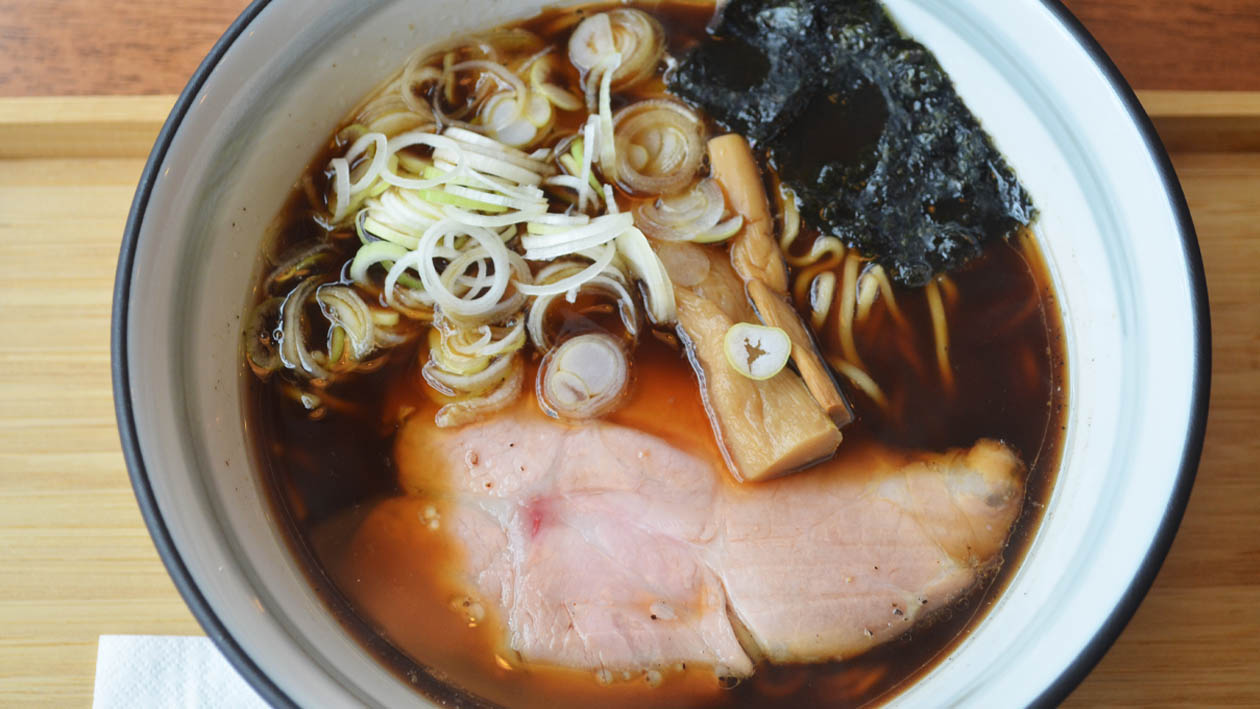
[113,1,1210,706]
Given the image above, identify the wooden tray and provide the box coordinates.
[0,93,1255,706]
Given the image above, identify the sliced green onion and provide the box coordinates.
[692,215,744,243]
[350,241,409,284]
[316,285,375,362]
[244,297,284,377]
[614,226,675,324]
[428,328,491,377]
[723,323,791,381]
[418,187,509,213]
[329,325,346,364]
[372,310,400,327]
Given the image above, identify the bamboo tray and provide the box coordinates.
[0,93,1255,707]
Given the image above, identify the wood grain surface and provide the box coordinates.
[1063,0,1260,92]
[1061,151,1260,707]
[1,1,1259,96]
[0,93,1256,706]
[0,152,204,707]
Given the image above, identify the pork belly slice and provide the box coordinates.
[394,411,1024,675]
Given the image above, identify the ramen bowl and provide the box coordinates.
[112,0,1209,705]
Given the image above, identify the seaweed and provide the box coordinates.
[669,0,1035,287]
[667,0,819,142]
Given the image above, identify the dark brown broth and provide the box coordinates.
[244,2,1067,707]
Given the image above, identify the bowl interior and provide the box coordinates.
[116,0,1205,706]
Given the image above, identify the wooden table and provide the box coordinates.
[0,2,1256,706]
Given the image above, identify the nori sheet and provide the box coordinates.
[669,0,1035,286]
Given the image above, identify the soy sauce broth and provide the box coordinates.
[243,2,1067,706]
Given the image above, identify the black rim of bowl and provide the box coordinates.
[111,1,1212,707]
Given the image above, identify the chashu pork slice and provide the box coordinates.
[394,409,1024,675]
[715,439,1023,663]
[398,413,756,677]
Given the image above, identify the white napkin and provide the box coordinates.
[93,635,269,709]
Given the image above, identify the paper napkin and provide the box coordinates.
[93,635,269,709]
